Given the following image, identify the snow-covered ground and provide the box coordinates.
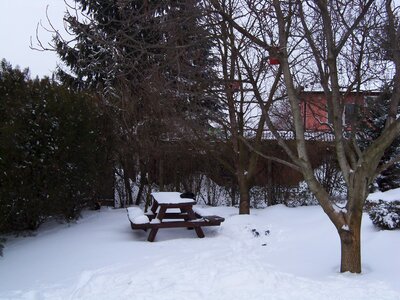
[367,187,400,203]
[1,192,400,300]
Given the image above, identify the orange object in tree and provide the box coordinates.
[269,57,280,65]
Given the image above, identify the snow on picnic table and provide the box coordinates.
[0,196,399,299]
[151,192,195,204]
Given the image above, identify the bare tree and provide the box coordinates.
[209,0,400,273]
[203,0,284,214]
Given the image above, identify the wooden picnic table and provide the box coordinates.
[127,192,224,242]
[147,192,203,241]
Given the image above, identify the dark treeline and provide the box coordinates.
[0,60,114,232]
[51,0,223,209]
[1,0,222,233]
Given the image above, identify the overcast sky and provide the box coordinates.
[2,1,400,79]
[0,0,68,78]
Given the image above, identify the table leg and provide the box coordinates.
[151,201,159,215]
[179,207,193,230]
[186,208,205,238]
[194,225,205,238]
[147,228,158,242]
[147,206,167,242]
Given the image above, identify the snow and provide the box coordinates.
[126,207,145,219]
[151,192,195,204]
[260,130,335,141]
[0,204,399,300]
[383,213,398,228]
[193,206,210,216]
[131,215,150,225]
[333,204,347,214]
[367,188,400,203]
[127,207,149,224]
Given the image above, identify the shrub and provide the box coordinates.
[0,60,113,233]
[367,200,400,230]
[0,238,5,256]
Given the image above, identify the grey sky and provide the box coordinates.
[0,0,67,78]
[1,1,399,78]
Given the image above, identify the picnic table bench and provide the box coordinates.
[127,192,224,242]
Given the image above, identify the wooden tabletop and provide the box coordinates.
[151,192,195,205]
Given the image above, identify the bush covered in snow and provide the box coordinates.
[367,200,400,230]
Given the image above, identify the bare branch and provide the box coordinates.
[335,0,375,54]
[238,136,301,171]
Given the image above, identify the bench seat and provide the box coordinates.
[129,215,225,230]
[127,207,150,224]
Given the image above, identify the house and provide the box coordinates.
[299,91,379,131]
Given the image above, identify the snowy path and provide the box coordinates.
[0,205,399,300]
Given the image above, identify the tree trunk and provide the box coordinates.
[267,159,275,206]
[135,169,147,205]
[238,177,250,214]
[231,183,237,207]
[304,170,366,273]
[338,177,366,273]
[206,177,212,206]
[123,172,133,207]
[158,158,164,192]
[144,185,152,213]
[339,221,362,273]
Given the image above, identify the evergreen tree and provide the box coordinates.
[361,93,400,191]
[53,0,220,203]
[54,0,219,121]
